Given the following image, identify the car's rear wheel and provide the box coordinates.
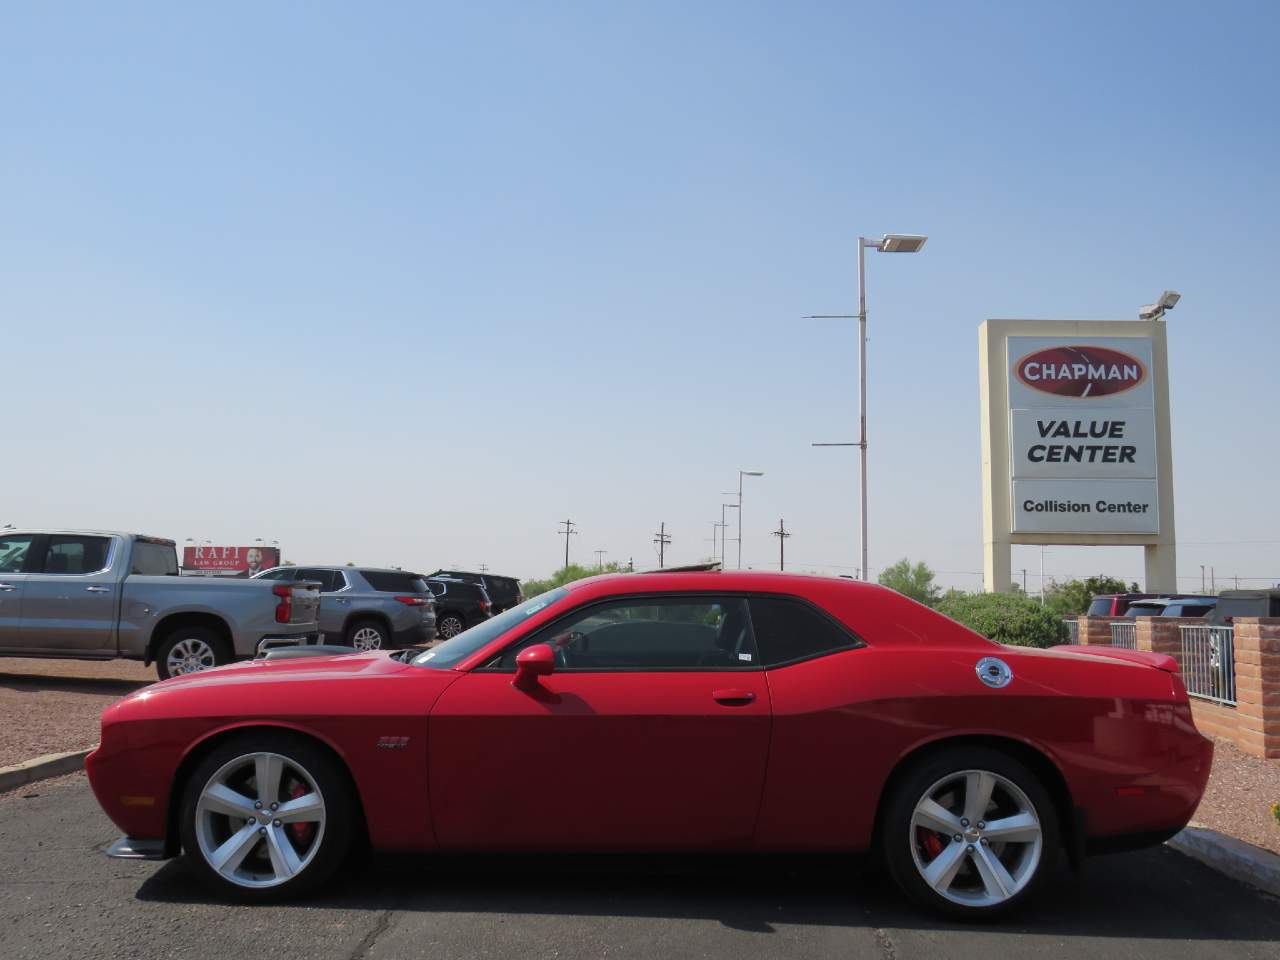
[882,746,1059,920]
[179,732,353,901]
[437,613,465,639]
[156,628,229,681]
[345,619,388,651]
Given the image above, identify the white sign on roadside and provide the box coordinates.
[978,319,1177,594]
[1007,336,1158,534]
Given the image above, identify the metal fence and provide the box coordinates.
[1180,625,1238,706]
[1062,618,1079,644]
[1109,621,1137,649]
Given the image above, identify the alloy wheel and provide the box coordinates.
[908,768,1043,907]
[194,752,326,889]
[167,637,217,676]
[350,626,383,650]
[438,616,463,639]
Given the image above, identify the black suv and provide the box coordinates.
[423,577,494,638]
[427,570,523,613]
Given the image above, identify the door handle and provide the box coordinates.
[712,689,756,706]
[85,586,112,593]
[0,584,14,592]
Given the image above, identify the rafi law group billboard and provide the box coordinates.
[978,319,1176,594]
[181,545,279,578]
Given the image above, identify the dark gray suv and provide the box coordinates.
[255,566,435,650]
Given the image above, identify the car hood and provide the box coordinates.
[148,651,409,692]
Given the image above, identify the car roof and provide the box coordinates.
[561,569,877,595]
[4,530,173,543]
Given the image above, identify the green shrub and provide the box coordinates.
[934,591,1066,648]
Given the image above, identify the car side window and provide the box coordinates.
[0,535,35,573]
[747,596,863,667]
[41,535,111,575]
[496,597,757,671]
[255,568,291,581]
[330,570,347,592]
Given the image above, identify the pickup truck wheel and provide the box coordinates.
[179,731,353,901]
[345,619,388,651]
[157,628,229,681]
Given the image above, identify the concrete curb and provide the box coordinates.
[0,749,92,794]
[1168,825,1280,898]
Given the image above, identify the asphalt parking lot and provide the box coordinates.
[3,774,1279,960]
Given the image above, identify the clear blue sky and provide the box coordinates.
[4,1,1278,592]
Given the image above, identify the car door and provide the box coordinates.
[20,534,119,651]
[428,594,772,851]
[0,534,37,649]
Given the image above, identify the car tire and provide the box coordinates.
[437,613,465,639]
[156,627,230,681]
[881,746,1060,921]
[345,619,388,651]
[179,731,354,902]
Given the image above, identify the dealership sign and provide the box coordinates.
[181,545,280,577]
[1007,336,1158,534]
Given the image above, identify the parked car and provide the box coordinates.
[254,566,435,650]
[1086,593,1161,616]
[0,530,320,680]
[422,576,492,638]
[1088,593,1211,616]
[88,570,1211,919]
[1206,589,1280,626]
[426,569,523,612]
[1124,596,1216,618]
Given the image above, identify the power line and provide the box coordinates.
[653,522,672,568]
[771,519,791,571]
[557,519,577,570]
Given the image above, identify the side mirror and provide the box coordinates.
[513,643,555,689]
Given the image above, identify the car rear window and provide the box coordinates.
[131,541,179,576]
[747,596,862,667]
[1086,597,1114,617]
[362,571,429,593]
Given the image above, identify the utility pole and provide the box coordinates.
[628,557,634,572]
[1211,567,1216,593]
[771,519,791,571]
[1039,547,1046,605]
[593,549,607,570]
[653,522,672,568]
[1200,564,1205,593]
[479,563,489,574]
[1021,569,1027,594]
[558,519,577,571]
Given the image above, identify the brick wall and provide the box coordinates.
[1076,615,1280,759]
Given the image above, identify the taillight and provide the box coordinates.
[480,599,491,612]
[272,584,293,624]
[395,596,429,606]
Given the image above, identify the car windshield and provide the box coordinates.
[410,588,570,669]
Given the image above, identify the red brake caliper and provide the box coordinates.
[287,780,316,846]
[919,828,945,860]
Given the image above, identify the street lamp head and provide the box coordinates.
[741,471,764,477]
[1138,290,1180,320]
[878,234,928,253]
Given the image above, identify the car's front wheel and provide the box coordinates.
[179,732,354,901]
[882,746,1060,920]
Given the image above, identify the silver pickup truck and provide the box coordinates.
[0,530,320,679]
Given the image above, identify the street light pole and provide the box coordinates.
[722,503,739,565]
[807,233,926,583]
[736,471,763,569]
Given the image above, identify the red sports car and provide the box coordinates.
[87,571,1212,919]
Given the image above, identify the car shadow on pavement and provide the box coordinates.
[135,845,1280,941]
[0,672,150,696]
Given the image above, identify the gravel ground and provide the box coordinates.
[0,658,151,768]
[1193,737,1280,855]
